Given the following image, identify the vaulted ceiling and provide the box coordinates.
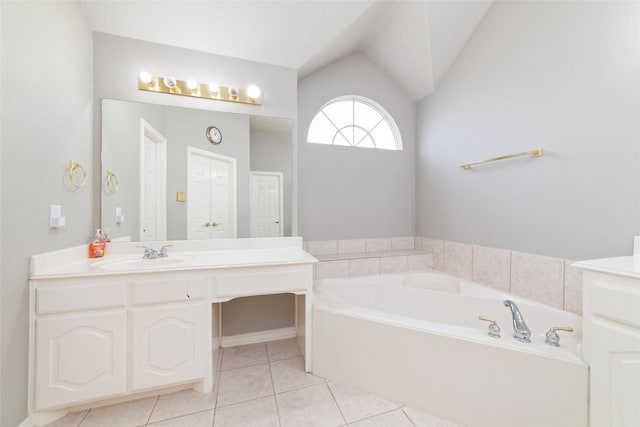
[82,0,493,101]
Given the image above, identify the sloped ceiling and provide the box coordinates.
[82,0,492,102]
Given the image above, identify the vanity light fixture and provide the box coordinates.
[138,72,262,106]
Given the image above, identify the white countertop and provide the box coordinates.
[30,237,318,279]
[573,256,640,280]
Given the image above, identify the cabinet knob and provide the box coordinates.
[204,222,211,227]
[274,219,280,224]
[211,222,220,227]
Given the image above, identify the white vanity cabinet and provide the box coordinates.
[32,278,128,410]
[576,259,640,427]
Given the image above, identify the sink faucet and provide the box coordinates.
[138,244,171,259]
[503,300,531,342]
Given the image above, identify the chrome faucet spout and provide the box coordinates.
[503,300,531,343]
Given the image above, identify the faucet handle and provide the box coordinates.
[545,326,574,347]
[479,316,501,338]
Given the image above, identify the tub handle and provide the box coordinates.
[479,316,501,338]
[545,326,574,347]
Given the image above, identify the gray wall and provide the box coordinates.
[0,2,93,426]
[298,52,416,240]
[416,1,640,261]
[250,130,293,237]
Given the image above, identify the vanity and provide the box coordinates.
[574,256,640,427]
[28,237,316,422]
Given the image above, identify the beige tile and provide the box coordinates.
[391,237,415,250]
[365,238,391,253]
[415,237,423,250]
[45,410,88,427]
[148,389,215,423]
[420,238,444,271]
[443,241,473,280]
[266,338,302,362]
[307,240,338,256]
[407,254,433,271]
[349,258,380,277]
[327,382,399,423]
[402,407,463,427]
[338,239,366,254]
[221,343,268,370]
[564,260,583,315]
[276,383,345,427]
[315,260,349,280]
[79,396,156,427]
[472,245,511,292]
[511,251,565,309]
[350,409,414,426]
[380,256,408,274]
[213,396,278,427]
[216,363,273,407]
[270,356,325,393]
[147,410,214,427]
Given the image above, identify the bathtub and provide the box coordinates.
[312,271,588,427]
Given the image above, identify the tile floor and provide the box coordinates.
[46,339,462,427]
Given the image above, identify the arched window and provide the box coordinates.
[307,96,402,151]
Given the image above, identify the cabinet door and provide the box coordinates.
[590,318,640,427]
[130,302,206,391]
[35,311,126,410]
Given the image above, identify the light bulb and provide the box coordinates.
[208,82,219,94]
[247,85,261,99]
[139,71,152,84]
[187,79,198,90]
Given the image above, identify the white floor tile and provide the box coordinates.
[79,396,157,427]
[213,395,279,427]
[147,409,214,427]
[328,382,399,423]
[270,356,325,393]
[349,409,413,426]
[45,410,88,427]
[266,338,302,362]
[402,407,464,427]
[216,363,273,407]
[148,389,216,423]
[276,383,345,427]
[221,342,268,370]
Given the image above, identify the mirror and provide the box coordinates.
[101,99,293,241]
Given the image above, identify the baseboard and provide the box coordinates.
[221,326,296,348]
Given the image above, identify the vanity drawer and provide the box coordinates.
[36,280,127,315]
[212,266,312,299]
[130,273,208,306]
[592,275,640,329]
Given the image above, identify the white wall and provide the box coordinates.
[416,1,640,260]
[298,52,416,240]
[0,2,93,425]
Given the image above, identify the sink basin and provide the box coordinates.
[91,255,191,272]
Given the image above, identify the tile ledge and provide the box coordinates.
[315,249,431,262]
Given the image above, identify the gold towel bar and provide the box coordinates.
[460,148,543,170]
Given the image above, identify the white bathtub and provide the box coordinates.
[312,271,588,427]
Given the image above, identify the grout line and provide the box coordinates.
[401,407,418,427]
[144,396,159,427]
[76,409,90,427]
[325,382,348,426]
[147,408,214,426]
[267,355,282,427]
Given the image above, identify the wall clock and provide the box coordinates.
[206,126,222,144]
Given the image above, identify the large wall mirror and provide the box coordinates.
[101,99,293,241]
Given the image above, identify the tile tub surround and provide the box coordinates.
[306,236,584,315]
[305,237,434,280]
[46,339,461,427]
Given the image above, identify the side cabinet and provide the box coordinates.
[582,271,640,427]
[35,310,127,410]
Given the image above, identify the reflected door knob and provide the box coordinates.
[211,222,220,227]
[204,222,211,227]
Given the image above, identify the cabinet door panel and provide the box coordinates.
[591,318,640,427]
[131,302,206,391]
[35,311,126,410]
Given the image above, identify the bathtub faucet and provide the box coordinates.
[503,300,531,343]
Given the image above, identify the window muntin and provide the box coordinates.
[307,97,402,151]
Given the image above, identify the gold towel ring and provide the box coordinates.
[68,161,87,189]
[105,171,119,193]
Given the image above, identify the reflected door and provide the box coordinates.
[187,147,236,239]
[250,171,283,237]
[140,119,167,241]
